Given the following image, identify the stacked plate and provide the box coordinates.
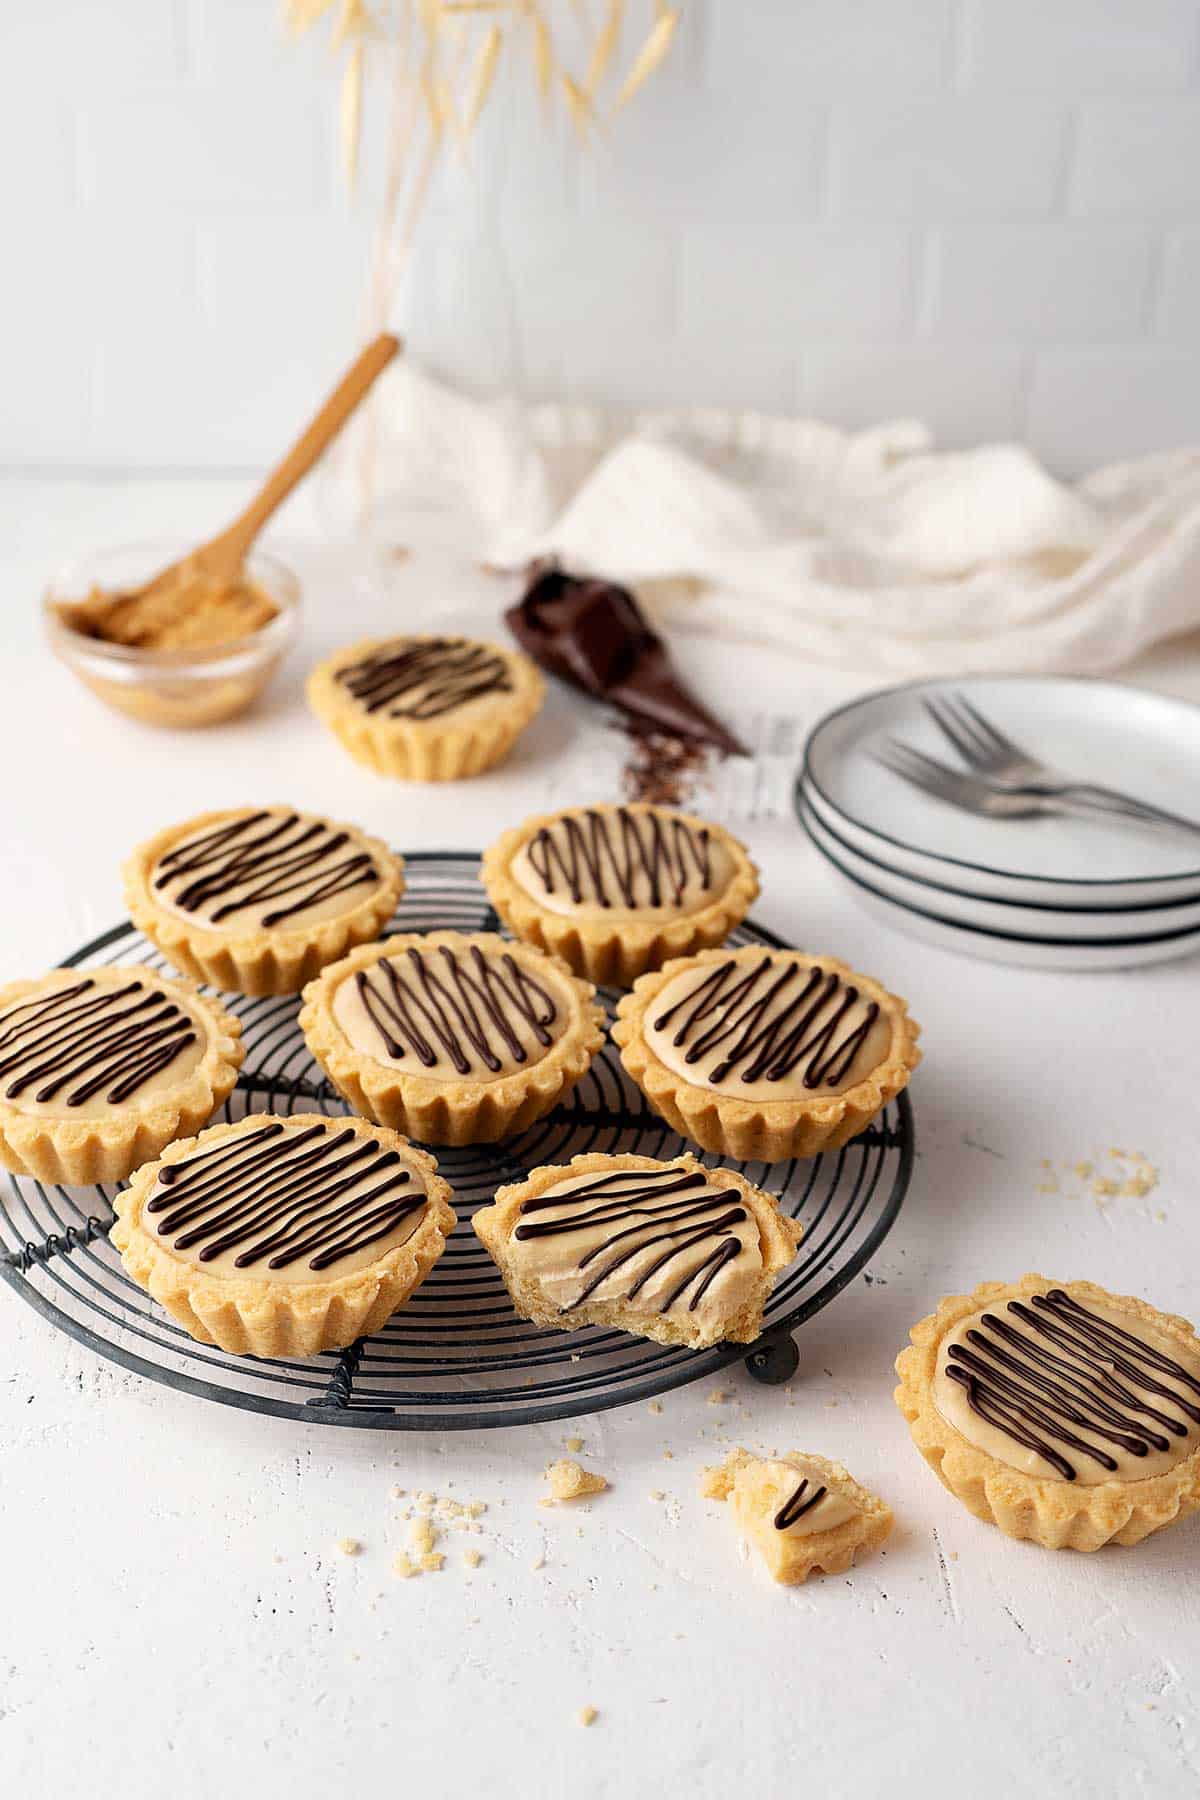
[796,675,1200,970]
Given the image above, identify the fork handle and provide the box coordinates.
[1042,782,1200,837]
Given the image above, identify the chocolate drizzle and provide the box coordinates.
[337,637,512,719]
[147,1122,426,1272]
[514,1166,750,1316]
[153,811,379,928]
[528,807,713,910]
[352,945,560,1076]
[0,978,197,1108]
[944,1289,1200,1482]
[653,957,880,1088]
[774,1476,829,1531]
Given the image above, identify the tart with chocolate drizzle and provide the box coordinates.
[123,805,404,996]
[307,633,545,782]
[480,802,759,986]
[702,1449,893,1584]
[473,1152,802,1350]
[895,1275,1200,1551]
[0,965,242,1185]
[299,931,605,1146]
[613,944,920,1162]
[113,1112,455,1356]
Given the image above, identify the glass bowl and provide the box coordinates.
[43,539,301,729]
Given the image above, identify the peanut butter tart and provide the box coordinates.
[300,931,604,1145]
[0,965,242,1185]
[124,805,404,996]
[896,1275,1200,1550]
[613,944,920,1161]
[702,1450,893,1584]
[113,1112,455,1356]
[473,1152,802,1349]
[481,803,758,986]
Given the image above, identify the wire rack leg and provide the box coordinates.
[743,1332,800,1385]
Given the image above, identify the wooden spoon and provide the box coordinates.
[120,332,401,612]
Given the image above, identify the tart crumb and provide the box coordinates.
[421,1552,445,1573]
[707,1389,729,1405]
[392,1553,416,1579]
[531,1554,545,1571]
[542,1459,608,1504]
[648,1401,663,1415]
[577,1706,598,1728]
[565,1436,584,1453]
[390,1485,405,1499]
[336,1537,362,1557]
[464,1549,482,1569]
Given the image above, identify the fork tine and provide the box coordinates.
[953,692,1022,757]
[922,697,985,765]
[877,741,955,786]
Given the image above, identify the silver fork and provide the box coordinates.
[919,691,1200,836]
[874,740,1068,822]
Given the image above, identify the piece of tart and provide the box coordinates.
[480,802,759,986]
[612,945,920,1161]
[307,633,545,782]
[299,931,605,1146]
[895,1274,1200,1551]
[123,805,404,996]
[702,1449,893,1584]
[472,1151,802,1348]
[0,965,242,1185]
[112,1112,455,1356]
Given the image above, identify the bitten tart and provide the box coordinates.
[481,802,758,986]
[123,805,404,996]
[113,1112,455,1356]
[895,1275,1200,1552]
[473,1152,802,1349]
[299,931,604,1146]
[307,634,545,782]
[0,965,242,1185]
[702,1449,893,1584]
[612,945,920,1162]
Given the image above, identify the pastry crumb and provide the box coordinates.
[649,1489,665,1502]
[648,1401,663,1415]
[463,1549,482,1569]
[336,1537,362,1557]
[577,1706,598,1728]
[565,1436,584,1453]
[410,1519,437,1556]
[420,1552,445,1573]
[707,1389,729,1405]
[390,1485,405,1499]
[531,1554,545,1571]
[392,1553,416,1580]
[542,1459,608,1504]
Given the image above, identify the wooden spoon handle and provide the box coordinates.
[218,333,401,556]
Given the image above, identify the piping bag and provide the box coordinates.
[505,565,746,757]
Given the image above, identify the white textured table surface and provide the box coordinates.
[3,477,1199,1800]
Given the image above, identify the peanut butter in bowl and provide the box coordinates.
[44,541,300,729]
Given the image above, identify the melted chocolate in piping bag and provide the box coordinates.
[505,566,746,756]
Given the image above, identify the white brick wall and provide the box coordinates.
[5,0,1200,475]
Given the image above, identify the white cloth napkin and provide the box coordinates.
[329,362,1200,675]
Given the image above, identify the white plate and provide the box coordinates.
[800,777,1200,932]
[804,676,1200,903]
[798,791,1200,971]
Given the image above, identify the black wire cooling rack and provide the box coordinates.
[0,852,914,1430]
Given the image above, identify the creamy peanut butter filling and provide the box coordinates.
[59,572,277,651]
[644,954,894,1102]
[0,969,207,1121]
[505,1163,763,1333]
[759,1459,861,1536]
[933,1287,1200,1486]
[143,1119,431,1285]
[509,806,734,920]
[335,636,515,723]
[332,941,573,1085]
[150,808,384,935]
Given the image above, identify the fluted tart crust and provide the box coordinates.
[299,931,605,1146]
[123,805,404,996]
[612,945,920,1161]
[473,1151,803,1349]
[480,802,759,986]
[702,1449,893,1584]
[307,633,545,782]
[895,1275,1200,1551]
[113,1112,455,1357]
[0,965,242,1185]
